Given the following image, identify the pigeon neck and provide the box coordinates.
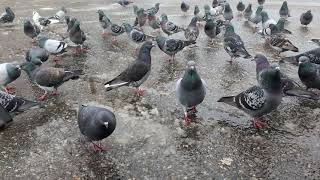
[181,69,202,90]
[138,48,152,63]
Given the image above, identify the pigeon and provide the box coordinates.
[20,62,82,101]
[204,4,224,19]
[97,10,110,34]
[26,47,49,65]
[298,56,320,91]
[50,7,67,21]
[0,63,21,94]
[160,13,185,36]
[204,19,221,43]
[0,104,11,129]
[218,67,282,129]
[65,16,70,25]
[38,36,67,62]
[236,1,245,13]
[146,3,160,16]
[275,18,292,34]
[67,17,77,32]
[32,11,60,29]
[281,48,320,65]
[117,0,133,7]
[134,8,147,29]
[311,39,320,46]
[184,17,199,42]
[133,5,139,15]
[148,15,161,33]
[249,6,263,28]
[104,41,155,96]
[0,7,15,24]
[253,54,319,100]
[96,11,125,42]
[69,20,87,53]
[258,0,265,6]
[300,10,313,27]
[223,3,233,22]
[23,20,40,42]
[261,11,276,29]
[176,61,206,125]
[265,32,298,54]
[156,35,196,61]
[244,4,253,21]
[279,1,290,20]
[224,24,252,63]
[212,0,219,8]
[181,1,190,15]
[78,105,116,152]
[123,23,154,44]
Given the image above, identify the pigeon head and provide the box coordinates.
[24,20,32,27]
[181,61,202,90]
[155,3,160,8]
[204,5,210,13]
[225,24,235,35]
[160,13,168,23]
[7,64,21,81]
[224,3,232,12]
[298,56,310,65]
[212,0,219,7]
[252,54,269,65]
[194,5,200,15]
[259,66,281,93]
[133,5,139,14]
[61,7,67,13]
[261,11,269,23]
[5,7,12,13]
[282,1,288,8]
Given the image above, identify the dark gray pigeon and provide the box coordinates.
[224,24,252,63]
[298,56,320,91]
[223,3,233,21]
[212,0,219,8]
[0,104,12,129]
[160,13,185,36]
[20,62,82,101]
[26,47,50,65]
[0,7,15,24]
[156,35,195,61]
[146,3,160,16]
[24,20,40,42]
[258,0,265,6]
[244,4,252,21]
[78,105,116,152]
[218,67,282,129]
[204,19,221,43]
[236,1,245,13]
[184,17,199,42]
[300,10,313,27]
[281,48,320,65]
[67,17,77,32]
[181,1,190,15]
[279,1,290,20]
[176,61,206,125]
[118,0,133,7]
[0,63,21,94]
[104,41,155,96]
[69,20,86,54]
[311,39,320,46]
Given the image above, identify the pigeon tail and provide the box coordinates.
[285,89,319,100]
[104,79,129,91]
[184,40,196,47]
[18,100,43,112]
[217,96,237,107]
[63,70,83,82]
[280,56,297,65]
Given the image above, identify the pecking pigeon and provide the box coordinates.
[204,19,221,43]
[300,10,313,27]
[26,47,50,65]
[0,63,21,94]
[184,17,199,42]
[160,13,185,36]
[281,48,320,65]
[69,20,87,54]
[0,7,15,24]
[298,56,320,91]
[23,20,40,42]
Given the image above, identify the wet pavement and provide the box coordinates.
[0,0,320,179]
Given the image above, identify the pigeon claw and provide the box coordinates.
[252,118,267,129]
[37,94,48,101]
[4,86,15,94]
[51,91,60,96]
[135,88,144,96]
[111,37,118,44]
[183,115,191,126]
[92,143,107,152]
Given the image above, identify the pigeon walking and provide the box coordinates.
[184,17,199,42]
[96,11,125,42]
[281,48,320,65]
[23,20,40,43]
[236,1,245,14]
[223,3,233,22]
[298,56,320,92]
[279,1,290,20]
[224,24,252,63]
[176,61,206,125]
[249,6,263,29]
[300,10,313,27]
[0,63,21,94]
[204,19,220,43]
[104,41,155,96]
[156,35,195,61]
[78,105,116,152]
[123,23,154,45]
[0,7,15,24]
[160,13,185,36]
[69,21,87,54]
[38,36,67,62]
[134,8,147,30]
[26,47,50,65]
[181,1,190,15]
[118,0,133,7]
[20,62,82,101]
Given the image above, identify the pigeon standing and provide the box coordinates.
[236,1,245,14]
[26,47,50,65]
[300,10,313,27]
[218,66,282,129]
[244,4,252,21]
[38,36,67,62]
[67,17,77,32]
[69,21,87,54]
[148,15,161,33]
[204,19,220,43]
[123,23,153,44]
[224,24,252,63]
[96,11,125,42]
[20,62,82,101]
[117,0,133,7]
[298,56,320,92]
[281,48,320,65]
[104,41,155,96]
[249,6,263,29]
[146,3,160,16]
[176,61,206,125]
[134,8,147,30]
[32,11,60,29]
[275,18,292,34]
[279,1,290,20]
[181,1,190,15]
[212,0,219,8]
[184,17,199,42]
[223,3,233,22]
[258,0,265,6]
[160,13,185,36]
[156,35,195,61]
[78,105,116,152]
[23,20,40,43]
[0,7,15,24]
[0,63,21,94]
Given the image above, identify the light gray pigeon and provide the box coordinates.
[249,6,263,28]
[0,7,15,24]
[261,11,276,29]
[23,20,40,43]
[78,105,116,152]
[300,10,313,27]
[244,4,252,21]
[279,1,290,20]
[26,47,49,65]
[258,0,265,6]
[223,3,233,21]
[184,17,199,42]
[0,104,11,129]
[281,48,320,65]
[104,41,155,96]
[298,56,320,91]
[20,62,82,101]
[176,61,206,125]
[0,63,21,94]
[160,13,185,36]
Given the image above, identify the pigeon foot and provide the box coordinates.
[4,86,15,94]
[252,118,266,129]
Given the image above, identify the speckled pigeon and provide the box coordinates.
[279,1,290,20]
[184,17,199,42]
[0,7,15,24]
[78,105,116,152]
[156,35,195,61]
[300,10,313,27]
[38,36,67,62]
[265,31,298,54]
[26,47,50,65]
[118,0,133,7]
[298,56,320,91]
[69,20,87,54]
[104,41,155,96]
[0,63,21,94]
[281,48,320,65]
[160,13,185,36]
[123,23,154,44]
[20,62,82,101]
[176,61,206,125]
[24,20,40,43]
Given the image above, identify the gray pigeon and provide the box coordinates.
[134,8,147,29]
[49,7,67,21]
[281,48,320,65]
[244,4,252,21]
[38,36,67,55]
[261,11,276,29]
[156,35,196,61]
[258,0,265,6]
[265,32,298,54]
[148,15,161,33]
[184,17,199,42]
[118,0,133,7]
[69,20,87,54]
[279,1,290,20]
[224,24,252,63]
[298,56,320,91]
[176,61,206,125]
[181,1,190,15]
[223,3,233,21]
[0,104,11,129]
[204,19,221,43]
[26,47,50,65]
[212,0,219,8]
[23,20,40,43]
[311,39,320,46]
[123,23,153,44]
[104,41,155,96]
[20,62,82,101]
[249,6,263,28]
[0,7,15,24]
[78,105,116,152]
[218,67,282,129]
[96,11,125,43]
[146,3,160,16]
[275,18,292,34]
[160,13,185,36]
[0,63,21,94]
[236,1,245,13]
[300,10,313,27]
[67,17,77,32]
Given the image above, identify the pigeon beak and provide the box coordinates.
[151,42,156,47]
[16,65,21,70]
